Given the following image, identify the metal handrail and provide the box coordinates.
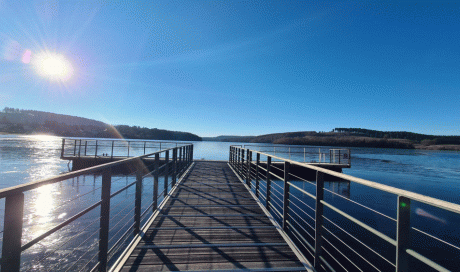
[242,144,351,165]
[0,143,194,272]
[233,147,460,214]
[60,138,191,159]
[228,146,460,272]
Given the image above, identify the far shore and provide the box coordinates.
[2,132,459,151]
[414,144,460,151]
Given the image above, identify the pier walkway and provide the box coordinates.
[112,161,311,271]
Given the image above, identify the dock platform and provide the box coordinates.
[113,161,311,271]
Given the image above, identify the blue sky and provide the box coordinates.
[0,0,459,137]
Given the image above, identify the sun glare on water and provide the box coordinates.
[33,52,74,82]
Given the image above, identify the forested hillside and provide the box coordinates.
[204,128,460,150]
[0,107,202,141]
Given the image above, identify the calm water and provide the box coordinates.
[1,135,459,270]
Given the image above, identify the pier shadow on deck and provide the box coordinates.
[115,161,312,271]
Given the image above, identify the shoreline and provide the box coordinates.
[414,144,460,151]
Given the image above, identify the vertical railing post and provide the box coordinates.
[396,196,411,272]
[61,138,65,158]
[314,171,325,270]
[78,139,82,157]
[191,144,194,162]
[283,161,290,231]
[95,140,98,158]
[266,156,272,211]
[179,147,183,175]
[127,141,130,157]
[153,153,159,212]
[236,148,240,169]
[134,169,142,234]
[241,149,245,177]
[164,150,169,194]
[85,141,88,156]
[110,141,114,159]
[256,153,260,198]
[172,148,177,187]
[339,150,341,164]
[74,139,77,156]
[1,193,25,272]
[246,150,251,186]
[98,169,111,271]
[143,142,146,155]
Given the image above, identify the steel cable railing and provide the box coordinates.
[0,143,194,272]
[229,145,460,272]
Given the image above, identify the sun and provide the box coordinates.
[33,52,74,82]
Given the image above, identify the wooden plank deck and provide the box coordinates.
[116,161,311,271]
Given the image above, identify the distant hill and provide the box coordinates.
[1,107,106,127]
[202,135,256,142]
[204,128,460,150]
[0,107,202,141]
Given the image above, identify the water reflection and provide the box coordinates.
[33,185,55,224]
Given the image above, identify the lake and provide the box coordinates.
[0,135,459,271]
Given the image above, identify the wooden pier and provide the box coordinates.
[112,161,312,271]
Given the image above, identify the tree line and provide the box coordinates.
[0,108,202,141]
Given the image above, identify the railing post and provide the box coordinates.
[153,153,159,212]
[98,169,111,271]
[85,141,88,156]
[246,150,251,186]
[134,170,142,234]
[191,145,193,162]
[127,141,130,157]
[283,161,290,231]
[339,149,341,164]
[1,193,25,272]
[256,153,260,198]
[74,139,77,156]
[164,150,169,194]
[266,156,272,211]
[236,148,240,170]
[314,171,325,270]
[179,147,183,175]
[241,149,245,177]
[110,141,114,159]
[78,139,82,157]
[396,196,411,272]
[143,142,146,155]
[172,148,177,187]
[61,138,65,158]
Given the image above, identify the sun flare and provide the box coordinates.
[33,52,74,82]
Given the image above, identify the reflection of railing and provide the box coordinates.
[229,146,460,272]
[0,144,194,271]
[60,138,191,159]
[243,145,351,166]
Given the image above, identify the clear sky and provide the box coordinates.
[0,0,459,137]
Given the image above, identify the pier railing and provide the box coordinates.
[0,143,194,271]
[60,138,191,159]
[242,145,351,166]
[229,146,460,272]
